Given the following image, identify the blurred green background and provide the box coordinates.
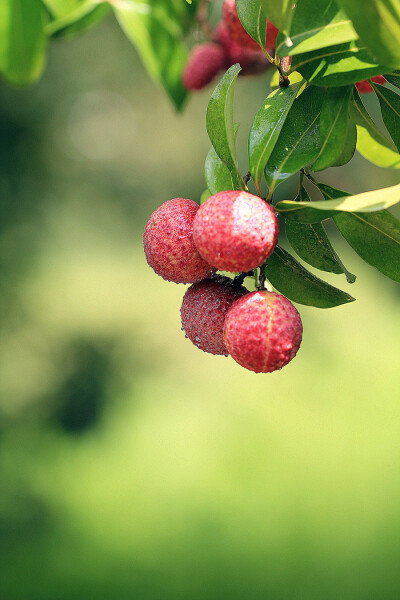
[1,12,400,600]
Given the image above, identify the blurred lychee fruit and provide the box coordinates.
[355,75,386,93]
[181,275,248,355]
[143,198,215,283]
[182,43,226,91]
[216,22,270,75]
[265,18,279,48]
[224,291,303,373]
[193,191,279,273]
[222,0,278,50]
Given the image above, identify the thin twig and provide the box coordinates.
[233,270,254,287]
[243,171,251,185]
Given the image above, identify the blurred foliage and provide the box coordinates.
[0,13,400,600]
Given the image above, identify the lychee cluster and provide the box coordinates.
[182,0,278,91]
[143,191,303,373]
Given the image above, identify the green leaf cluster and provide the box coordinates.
[203,0,400,309]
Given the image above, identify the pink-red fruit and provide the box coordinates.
[216,22,270,75]
[182,43,226,91]
[222,0,279,50]
[193,191,279,273]
[143,198,215,284]
[224,291,303,373]
[355,75,386,94]
[181,275,248,356]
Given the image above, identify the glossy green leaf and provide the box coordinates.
[276,181,400,222]
[331,119,357,166]
[46,2,110,38]
[285,187,356,281]
[264,246,355,308]
[334,211,400,282]
[249,81,302,193]
[350,88,400,168]
[384,71,400,89]
[292,42,392,87]
[205,146,237,194]
[113,1,188,110]
[264,85,325,194]
[336,0,400,69]
[0,0,47,86]
[371,82,400,151]
[259,0,293,34]
[322,186,400,282]
[205,125,240,194]
[312,86,352,172]
[236,0,267,49]
[206,65,245,191]
[276,0,358,57]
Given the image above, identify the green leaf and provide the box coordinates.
[331,119,357,166]
[249,81,303,193]
[285,186,356,281]
[334,211,400,282]
[291,42,392,87]
[336,0,400,69]
[312,86,352,172]
[371,82,400,151]
[259,0,293,34]
[264,246,355,308]
[384,71,400,89]
[320,185,400,283]
[320,184,400,290]
[264,85,325,194]
[276,0,358,57]
[276,181,400,222]
[236,0,267,49]
[206,65,245,191]
[113,1,188,111]
[0,0,47,86]
[350,88,400,168]
[45,2,110,38]
[205,125,240,194]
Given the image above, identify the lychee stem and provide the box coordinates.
[243,171,251,185]
[233,270,255,286]
[258,262,272,291]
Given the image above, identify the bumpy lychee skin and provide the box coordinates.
[182,43,226,91]
[222,0,279,50]
[143,198,215,284]
[355,75,386,94]
[224,291,303,373]
[193,191,279,273]
[181,275,248,356]
[216,22,270,75]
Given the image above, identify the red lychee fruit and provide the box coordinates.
[224,291,303,373]
[182,43,226,91]
[193,191,279,273]
[215,22,270,75]
[143,198,215,284]
[355,75,386,94]
[180,275,248,356]
[222,0,278,50]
